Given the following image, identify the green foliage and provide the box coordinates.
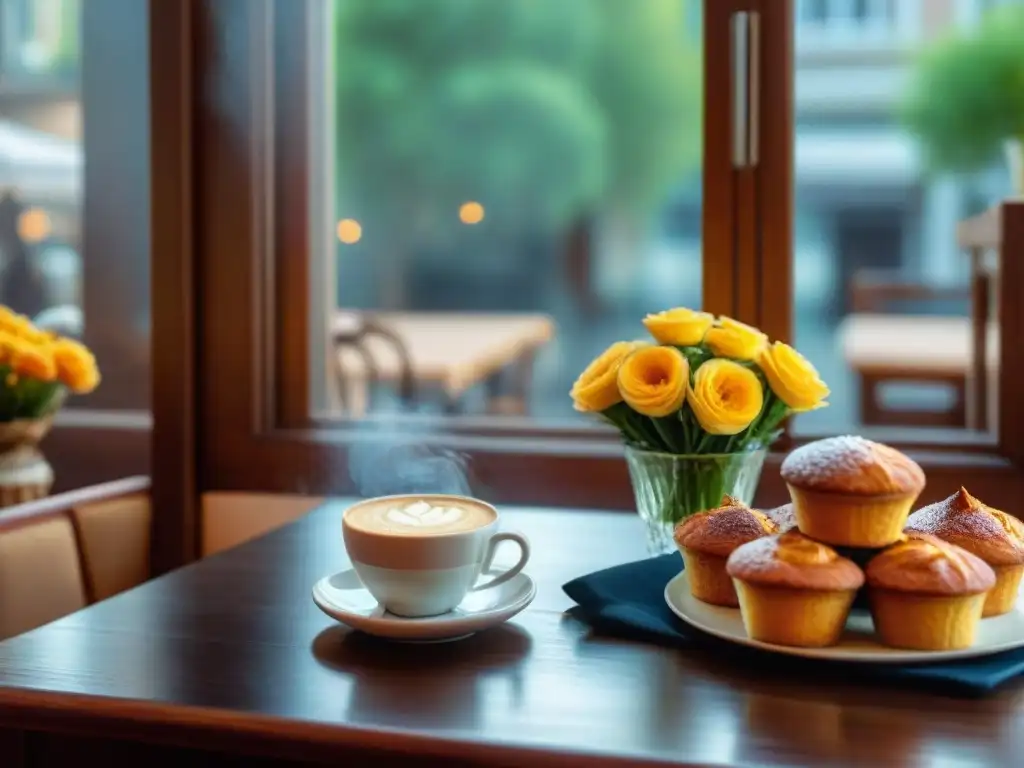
[334,0,701,244]
[54,0,79,72]
[901,6,1024,173]
[585,0,701,213]
[0,368,64,422]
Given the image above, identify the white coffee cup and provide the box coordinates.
[342,494,530,618]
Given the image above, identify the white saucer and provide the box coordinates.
[312,568,536,642]
[664,571,1024,663]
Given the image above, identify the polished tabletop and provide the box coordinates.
[0,502,1023,767]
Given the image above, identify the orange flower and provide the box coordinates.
[617,346,689,417]
[571,341,643,412]
[52,338,101,393]
[0,305,50,345]
[9,341,57,382]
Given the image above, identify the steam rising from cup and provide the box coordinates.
[348,440,472,498]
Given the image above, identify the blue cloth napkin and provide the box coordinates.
[563,553,1024,696]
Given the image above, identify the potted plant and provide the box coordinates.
[570,309,829,554]
[0,306,100,506]
[901,5,1024,195]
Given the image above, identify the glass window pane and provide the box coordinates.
[792,0,1019,436]
[0,0,80,330]
[0,0,150,492]
[1,0,77,84]
[314,0,703,423]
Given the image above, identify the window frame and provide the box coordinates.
[184,0,1024,569]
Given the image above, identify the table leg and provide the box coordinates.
[485,350,537,416]
[969,247,989,431]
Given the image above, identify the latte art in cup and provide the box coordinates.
[342,494,530,617]
[346,498,495,536]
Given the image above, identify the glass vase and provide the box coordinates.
[625,446,768,556]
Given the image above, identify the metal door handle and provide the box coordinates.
[731,11,760,169]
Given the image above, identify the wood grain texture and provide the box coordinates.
[754,0,794,345]
[997,202,1024,468]
[1,502,1023,766]
[700,0,742,317]
[149,0,199,574]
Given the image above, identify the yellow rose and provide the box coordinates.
[0,330,15,366]
[617,346,689,418]
[10,341,57,382]
[704,316,768,360]
[52,338,101,393]
[688,359,763,435]
[642,308,714,346]
[570,341,641,412]
[758,341,829,412]
[0,305,50,345]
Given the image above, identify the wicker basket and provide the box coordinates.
[0,417,54,507]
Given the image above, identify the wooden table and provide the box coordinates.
[332,312,555,416]
[2,502,1023,767]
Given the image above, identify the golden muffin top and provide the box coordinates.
[674,496,777,557]
[725,530,864,591]
[763,502,796,532]
[780,436,925,496]
[905,488,1024,567]
[866,532,996,596]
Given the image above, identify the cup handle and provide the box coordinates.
[472,531,530,592]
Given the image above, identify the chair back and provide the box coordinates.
[332,313,416,412]
[0,476,151,639]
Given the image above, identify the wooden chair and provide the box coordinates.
[838,269,993,428]
[332,313,417,414]
[0,476,151,640]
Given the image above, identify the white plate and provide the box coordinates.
[664,571,1024,663]
[312,568,536,642]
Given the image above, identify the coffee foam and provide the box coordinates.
[345,497,494,536]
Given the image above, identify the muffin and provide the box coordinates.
[905,488,1024,617]
[726,531,864,647]
[764,503,796,532]
[780,436,925,547]
[674,496,778,606]
[865,532,995,651]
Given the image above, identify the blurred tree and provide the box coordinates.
[53,0,80,77]
[901,5,1024,182]
[334,0,700,306]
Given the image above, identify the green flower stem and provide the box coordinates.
[601,402,645,445]
[653,415,686,453]
[654,454,730,525]
[628,448,768,533]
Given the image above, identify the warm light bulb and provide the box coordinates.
[459,201,485,225]
[18,207,51,243]
[337,218,362,244]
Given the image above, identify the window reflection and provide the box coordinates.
[0,0,81,338]
[793,0,1019,434]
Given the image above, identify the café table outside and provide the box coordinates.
[331,311,555,416]
[0,501,1022,767]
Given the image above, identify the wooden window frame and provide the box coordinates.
[177,0,1024,568]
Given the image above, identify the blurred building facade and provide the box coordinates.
[0,0,81,320]
[794,0,1015,316]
